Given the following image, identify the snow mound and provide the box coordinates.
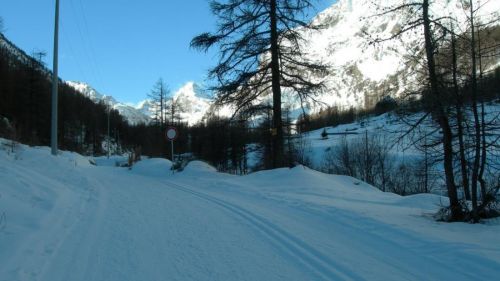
[395,193,449,209]
[0,139,93,168]
[183,160,218,174]
[244,165,380,194]
[130,158,173,177]
[93,155,129,167]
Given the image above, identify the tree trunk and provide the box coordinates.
[423,0,461,220]
[478,100,487,200]
[477,24,488,202]
[423,135,429,193]
[452,26,471,200]
[270,0,284,168]
[469,0,481,222]
[160,82,164,128]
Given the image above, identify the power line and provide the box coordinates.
[68,0,104,89]
[61,26,90,83]
[77,0,105,88]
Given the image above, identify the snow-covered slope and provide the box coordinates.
[0,33,39,67]
[299,0,500,109]
[168,0,499,120]
[1,139,499,280]
[1,31,213,126]
[66,81,151,125]
[0,34,152,126]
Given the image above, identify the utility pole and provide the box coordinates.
[107,104,111,159]
[51,0,60,156]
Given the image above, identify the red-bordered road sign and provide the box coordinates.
[166,127,178,141]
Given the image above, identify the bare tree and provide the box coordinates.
[368,0,463,220]
[148,78,169,127]
[165,95,182,125]
[465,0,500,221]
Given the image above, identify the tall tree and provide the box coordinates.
[148,78,169,127]
[464,0,500,220]
[191,0,327,168]
[370,0,463,220]
[165,96,182,125]
[450,22,471,201]
[422,0,462,220]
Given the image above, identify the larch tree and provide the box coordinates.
[148,78,169,127]
[371,0,500,221]
[191,0,327,168]
[165,95,183,126]
[463,0,500,221]
[369,0,463,220]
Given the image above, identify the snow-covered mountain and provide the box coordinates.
[170,0,499,120]
[66,81,151,125]
[298,0,500,110]
[1,31,213,126]
[4,0,499,126]
[67,81,214,126]
[171,82,212,125]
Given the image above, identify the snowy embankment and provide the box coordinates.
[1,140,499,281]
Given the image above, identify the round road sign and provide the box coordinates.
[166,127,178,141]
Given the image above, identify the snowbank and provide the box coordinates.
[130,158,173,177]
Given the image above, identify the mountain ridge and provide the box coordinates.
[2,0,499,126]
[66,81,213,126]
[298,0,500,109]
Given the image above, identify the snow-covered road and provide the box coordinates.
[1,145,499,280]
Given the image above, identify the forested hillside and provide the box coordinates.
[0,33,129,154]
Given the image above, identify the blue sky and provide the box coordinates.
[1,0,334,104]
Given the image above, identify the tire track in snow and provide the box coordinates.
[165,180,362,281]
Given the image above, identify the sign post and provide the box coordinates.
[165,127,178,162]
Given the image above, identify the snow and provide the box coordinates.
[296,0,500,110]
[297,101,500,183]
[92,155,129,167]
[130,158,173,177]
[4,0,500,128]
[66,80,213,126]
[172,82,212,126]
[1,139,499,281]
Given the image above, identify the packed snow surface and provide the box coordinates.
[1,140,499,281]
